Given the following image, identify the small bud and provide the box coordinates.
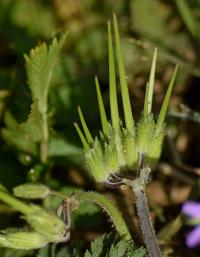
[25,205,66,242]
[0,230,48,249]
[13,184,50,199]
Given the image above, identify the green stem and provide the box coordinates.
[74,191,131,240]
[0,191,32,215]
[40,112,49,163]
[123,167,162,257]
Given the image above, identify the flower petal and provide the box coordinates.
[186,226,200,248]
[182,201,200,218]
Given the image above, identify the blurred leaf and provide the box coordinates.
[130,0,200,77]
[11,0,55,38]
[2,248,33,257]
[0,184,8,193]
[48,137,82,157]
[2,112,37,154]
[36,245,49,257]
[175,0,200,40]
[131,0,171,41]
[56,244,82,257]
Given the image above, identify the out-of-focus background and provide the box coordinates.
[1,0,200,256]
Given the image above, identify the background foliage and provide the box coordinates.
[1,0,200,256]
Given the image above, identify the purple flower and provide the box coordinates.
[182,201,200,248]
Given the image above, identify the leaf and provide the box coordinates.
[25,32,67,115]
[108,240,146,257]
[11,0,55,38]
[19,102,43,142]
[48,136,82,158]
[2,112,37,154]
[3,248,33,257]
[84,233,146,257]
[2,106,43,154]
[84,233,115,257]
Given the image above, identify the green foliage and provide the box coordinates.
[84,233,146,257]
[175,0,200,40]
[2,111,37,154]
[11,0,55,38]
[1,1,200,255]
[130,0,200,77]
[1,31,73,168]
[24,33,67,115]
[1,249,33,257]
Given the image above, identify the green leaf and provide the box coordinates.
[108,240,146,257]
[48,136,82,157]
[84,233,146,257]
[19,103,43,142]
[25,32,67,115]
[2,103,44,154]
[2,112,37,154]
[84,233,115,257]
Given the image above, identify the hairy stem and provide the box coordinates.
[123,167,162,257]
[74,191,131,240]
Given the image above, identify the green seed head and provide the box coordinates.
[13,184,50,199]
[75,15,178,182]
[25,205,66,242]
[84,138,106,182]
[136,114,165,166]
[0,230,48,249]
[122,128,137,169]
